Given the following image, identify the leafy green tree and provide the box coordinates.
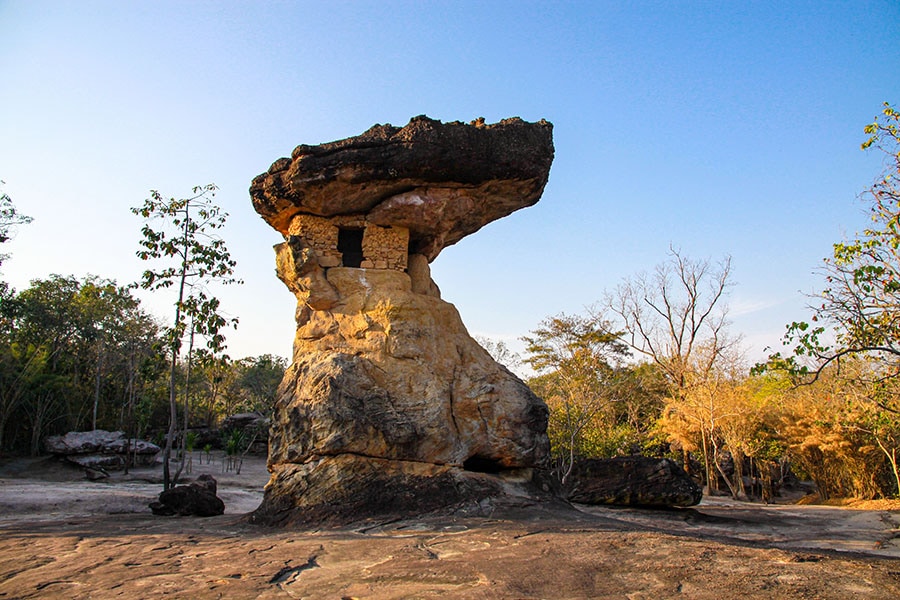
[0,275,161,454]
[0,339,49,452]
[0,183,33,326]
[774,103,900,388]
[193,352,235,427]
[0,182,33,270]
[132,184,240,489]
[236,354,287,417]
[523,313,629,483]
[758,103,900,499]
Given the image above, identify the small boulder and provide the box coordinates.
[566,457,702,508]
[149,474,225,517]
[84,466,110,481]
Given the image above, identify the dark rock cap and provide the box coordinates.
[250,115,554,257]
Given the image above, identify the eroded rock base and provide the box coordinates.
[248,455,541,526]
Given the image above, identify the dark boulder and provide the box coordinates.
[249,454,507,527]
[150,474,225,517]
[566,457,702,508]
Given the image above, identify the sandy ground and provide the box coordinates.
[1,453,899,599]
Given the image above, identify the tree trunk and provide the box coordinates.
[123,347,135,475]
[874,436,900,498]
[163,203,192,491]
[700,429,716,492]
[173,321,195,484]
[92,336,102,431]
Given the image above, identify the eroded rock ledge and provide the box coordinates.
[249,116,554,526]
[250,115,554,261]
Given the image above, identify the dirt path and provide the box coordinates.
[1,455,898,599]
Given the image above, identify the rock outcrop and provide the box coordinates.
[44,430,160,470]
[249,116,554,526]
[250,115,554,260]
[566,457,703,508]
[150,474,226,517]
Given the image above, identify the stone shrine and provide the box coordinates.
[249,115,554,525]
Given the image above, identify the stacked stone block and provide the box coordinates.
[286,213,409,272]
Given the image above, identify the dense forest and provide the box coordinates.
[0,186,286,463]
[1,104,898,502]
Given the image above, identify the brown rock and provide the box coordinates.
[267,271,549,469]
[406,253,439,296]
[150,475,226,517]
[249,116,554,526]
[250,115,554,261]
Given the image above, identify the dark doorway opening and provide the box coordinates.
[338,228,364,268]
[463,455,503,474]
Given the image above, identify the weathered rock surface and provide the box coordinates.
[249,116,554,525]
[149,474,225,517]
[566,457,703,507]
[251,115,554,261]
[44,430,160,470]
[250,455,514,527]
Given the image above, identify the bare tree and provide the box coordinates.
[603,247,734,394]
[601,247,736,483]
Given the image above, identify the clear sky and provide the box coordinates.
[1,1,898,366]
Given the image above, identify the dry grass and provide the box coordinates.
[795,493,900,511]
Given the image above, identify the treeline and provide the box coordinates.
[515,103,900,501]
[0,183,286,459]
[0,274,285,456]
[519,320,899,500]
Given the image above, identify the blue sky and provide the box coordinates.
[1,1,898,365]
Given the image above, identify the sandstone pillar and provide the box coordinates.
[248,115,555,525]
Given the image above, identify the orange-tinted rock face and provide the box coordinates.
[249,116,554,525]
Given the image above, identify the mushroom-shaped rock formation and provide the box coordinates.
[249,116,554,526]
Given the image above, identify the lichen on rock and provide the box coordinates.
[249,115,554,526]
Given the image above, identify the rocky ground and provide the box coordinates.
[1,454,899,599]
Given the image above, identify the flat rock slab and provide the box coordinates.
[251,115,554,259]
[2,458,899,598]
[44,430,160,458]
[1,506,898,599]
